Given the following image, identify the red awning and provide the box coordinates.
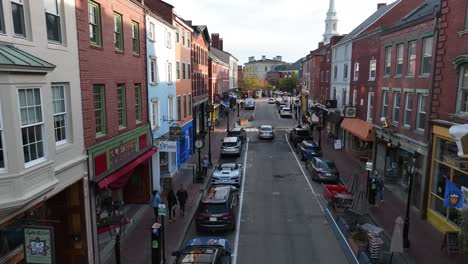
[97,148,157,189]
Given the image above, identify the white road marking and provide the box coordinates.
[285,133,324,212]
[233,137,249,264]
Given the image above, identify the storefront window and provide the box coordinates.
[430,194,446,217]
[432,161,450,198]
[160,152,168,172]
[448,208,462,226]
[435,138,459,165]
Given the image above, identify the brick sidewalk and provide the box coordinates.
[315,128,468,263]
[105,107,248,264]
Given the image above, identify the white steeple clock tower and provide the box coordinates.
[323,0,339,44]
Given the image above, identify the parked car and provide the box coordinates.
[296,140,322,161]
[195,185,239,232]
[277,103,287,113]
[244,98,255,110]
[220,137,242,157]
[289,126,313,146]
[258,125,274,139]
[305,157,340,182]
[280,107,292,118]
[172,236,232,264]
[227,127,246,144]
[211,163,243,187]
[268,98,276,104]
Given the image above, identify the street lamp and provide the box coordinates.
[317,112,323,147]
[207,121,213,166]
[237,102,240,117]
[403,155,416,249]
[109,202,126,264]
[226,107,230,132]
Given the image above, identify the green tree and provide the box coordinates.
[278,72,299,93]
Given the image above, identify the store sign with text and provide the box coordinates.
[109,139,137,167]
[158,141,177,152]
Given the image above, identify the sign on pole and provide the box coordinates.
[366,162,373,171]
[158,204,166,216]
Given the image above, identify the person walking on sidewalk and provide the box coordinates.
[167,188,178,222]
[376,172,385,203]
[176,184,188,217]
[151,190,161,223]
[202,155,209,178]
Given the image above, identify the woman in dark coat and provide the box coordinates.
[167,189,177,221]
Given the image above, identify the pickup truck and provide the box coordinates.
[289,126,314,147]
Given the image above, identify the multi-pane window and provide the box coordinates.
[176,62,180,79]
[167,62,173,84]
[382,91,388,118]
[354,62,359,81]
[342,88,347,107]
[12,0,26,37]
[183,95,187,118]
[166,30,171,48]
[421,37,433,75]
[148,22,155,41]
[168,97,174,121]
[0,106,4,169]
[187,32,190,47]
[134,84,142,122]
[189,94,192,116]
[333,65,337,80]
[175,25,179,42]
[343,64,348,79]
[117,84,126,128]
[18,88,45,164]
[404,93,413,127]
[45,0,61,42]
[0,2,4,33]
[52,85,67,144]
[353,89,357,106]
[396,44,404,75]
[150,58,157,84]
[177,96,181,121]
[407,41,417,76]
[93,84,106,135]
[181,27,185,45]
[132,21,140,55]
[369,59,376,80]
[88,1,101,46]
[114,13,123,51]
[182,63,186,79]
[384,46,391,76]
[151,100,160,130]
[393,91,401,123]
[188,64,191,79]
[367,92,374,123]
[417,94,427,130]
[457,65,468,113]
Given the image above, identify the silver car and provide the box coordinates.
[220,137,242,157]
[211,163,243,187]
[280,107,293,118]
[258,125,274,139]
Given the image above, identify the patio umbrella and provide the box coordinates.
[389,216,404,263]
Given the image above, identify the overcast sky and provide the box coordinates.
[164,0,394,65]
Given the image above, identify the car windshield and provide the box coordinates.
[303,144,319,151]
[227,131,240,137]
[199,203,228,214]
[318,161,336,169]
[260,126,272,131]
[222,142,238,147]
[296,130,310,136]
[218,164,237,170]
[178,247,216,263]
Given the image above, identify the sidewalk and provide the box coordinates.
[314,128,468,263]
[106,106,248,264]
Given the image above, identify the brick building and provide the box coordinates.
[76,1,153,262]
[209,50,229,123]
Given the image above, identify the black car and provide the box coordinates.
[226,127,247,144]
[195,186,238,232]
[305,157,340,182]
[296,140,322,161]
[289,126,313,147]
[172,237,232,264]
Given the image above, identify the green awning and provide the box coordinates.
[0,44,55,73]
[452,55,468,69]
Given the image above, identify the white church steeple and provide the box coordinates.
[323,0,339,44]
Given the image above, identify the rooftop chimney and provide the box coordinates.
[276,56,282,61]
[249,56,255,62]
[318,42,324,48]
[219,38,223,51]
[377,3,387,10]
[262,55,266,60]
[211,33,220,49]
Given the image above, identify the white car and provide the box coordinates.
[258,125,274,139]
[244,98,255,110]
[211,163,243,187]
[280,107,293,118]
[268,98,276,104]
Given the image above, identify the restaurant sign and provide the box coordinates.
[109,139,137,167]
[158,141,177,152]
[24,226,54,264]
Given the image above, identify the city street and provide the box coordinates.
[181,98,347,264]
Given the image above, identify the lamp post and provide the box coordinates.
[403,155,416,249]
[237,103,240,117]
[109,202,125,264]
[207,121,213,166]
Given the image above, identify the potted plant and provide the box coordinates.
[348,228,368,256]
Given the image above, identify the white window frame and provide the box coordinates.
[404,92,413,127]
[181,27,185,45]
[367,92,374,123]
[187,31,191,47]
[333,65,337,80]
[384,46,391,76]
[0,101,6,171]
[176,61,180,80]
[382,90,388,118]
[150,57,158,84]
[45,0,62,43]
[421,37,433,75]
[369,59,376,81]
[343,64,348,80]
[457,65,468,113]
[354,62,359,81]
[175,25,179,42]
[52,84,68,145]
[11,0,27,37]
[148,21,155,41]
[353,89,357,106]
[18,88,46,167]
[166,29,171,48]
[342,88,347,107]
[407,41,417,76]
[151,99,160,130]
[392,91,401,124]
[417,93,427,131]
[167,62,173,84]
[168,96,174,121]
[396,44,404,76]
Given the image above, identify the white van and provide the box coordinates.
[244,98,255,110]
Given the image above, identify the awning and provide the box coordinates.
[327,112,343,125]
[0,44,56,72]
[96,147,157,189]
[340,118,375,142]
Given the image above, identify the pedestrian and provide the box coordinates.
[167,188,177,222]
[376,172,385,203]
[202,155,209,177]
[151,190,161,222]
[176,184,189,217]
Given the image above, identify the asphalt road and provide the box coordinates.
[182,97,347,264]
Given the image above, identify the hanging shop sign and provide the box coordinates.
[169,124,182,136]
[109,139,137,167]
[158,141,177,152]
[24,226,55,264]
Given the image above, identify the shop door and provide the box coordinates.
[124,162,151,203]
